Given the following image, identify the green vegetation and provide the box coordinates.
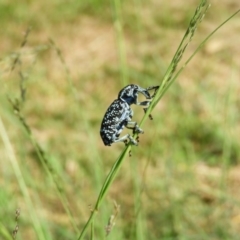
[0,0,240,240]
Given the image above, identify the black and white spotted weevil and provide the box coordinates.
[100,84,159,146]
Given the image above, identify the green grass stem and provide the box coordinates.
[112,0,129,86]
[7,98,79,234]
[78,146,130,239]
[0,116,46,240]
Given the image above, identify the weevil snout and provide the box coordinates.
[137,87,151,99]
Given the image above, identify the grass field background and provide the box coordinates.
[1,0,240,239]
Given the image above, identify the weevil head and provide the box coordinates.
[118,84,151,105]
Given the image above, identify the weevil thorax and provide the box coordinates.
[118,84,139,105]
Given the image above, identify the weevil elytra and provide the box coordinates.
[100,84,159,146]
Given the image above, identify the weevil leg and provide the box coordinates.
[136,101,151,107]
[129,150,132,157]
[127,135,138,145]
[126,121,144,134]
[146,86,159,98]
[143,108,153,120]
[113,134,138,146]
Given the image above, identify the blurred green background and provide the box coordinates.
[0,0,240,239]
